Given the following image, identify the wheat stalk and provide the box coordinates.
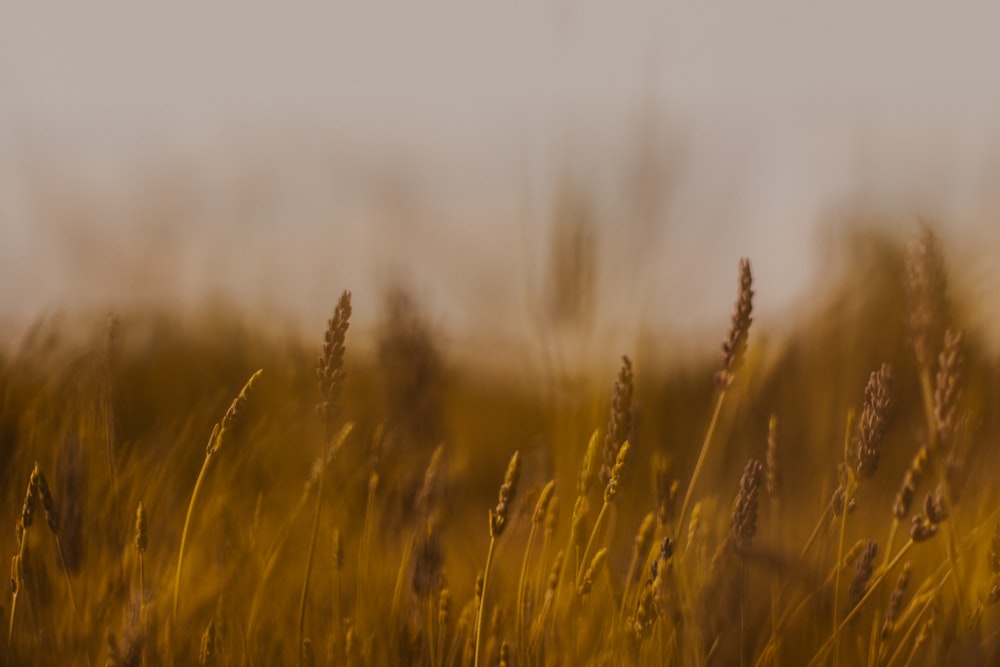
[474,450,521,667]
[173,369,262,623]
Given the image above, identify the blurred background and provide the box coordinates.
[3,2,1000,364]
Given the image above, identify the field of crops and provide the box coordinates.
[3,226,1000,666]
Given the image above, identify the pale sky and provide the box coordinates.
[3,2,1000,355]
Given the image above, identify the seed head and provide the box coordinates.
[881,562,912,640]
[532,480,556,526]
[731,459,764,551]
[715,258,753,388]
[489,451,521,538]
[924,486,948,525]
[578,548,608,597]
[317,290,352,437]
[604,441,631,503]
[910,515,938,542]
[578,430,601,497]
[848,540,878,608]
[855,364,894,478]
[19,472,36,530]
[31,464,59,535]
[893,446,928,520]
[934,329,963,451]
[135,501,147,554]
[210,369,263,454]
[600,356,633,488]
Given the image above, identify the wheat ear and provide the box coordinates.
[678,258,753,541]
[474,450,520,667]
[173,369,262,622]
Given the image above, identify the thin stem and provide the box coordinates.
[575,502,610,590]
[7,530,29,664]
[833,410,856,667]
[138,551,146,667]
[741,558,749,667]
[677,389,727,546]
[515,522,538,665]
[54,536,91,667]
[298,474,323,667]
[882,518,899,571]
[808,540,915,667]
[473,537,497,667]
[172,426,218,622]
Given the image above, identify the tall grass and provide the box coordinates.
[4,227,1000,665]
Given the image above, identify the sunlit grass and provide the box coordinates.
[2,227,1000,666]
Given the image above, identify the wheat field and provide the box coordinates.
[3,225,1000,666]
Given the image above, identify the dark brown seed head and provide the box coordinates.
[20,472,36,530]
[600,356,634,487]
[135,501,147,554]
[855,364,894,478]
[910,515,938,542]
[31,464,59,535]
[732,459,764,551]
[317,290,352,437]
[848,540,878,608]
[489,451,521,538]
[715,258,753,388]
[924,486,948,525]
[832,485,857,517]
[881,561,912,640]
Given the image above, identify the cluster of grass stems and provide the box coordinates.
[4,227,1000,665]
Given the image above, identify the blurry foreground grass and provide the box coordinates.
[3,228,1000,666]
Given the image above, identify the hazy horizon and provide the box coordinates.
[4,2,1000,356]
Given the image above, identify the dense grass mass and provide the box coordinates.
[4,227,1000,666]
